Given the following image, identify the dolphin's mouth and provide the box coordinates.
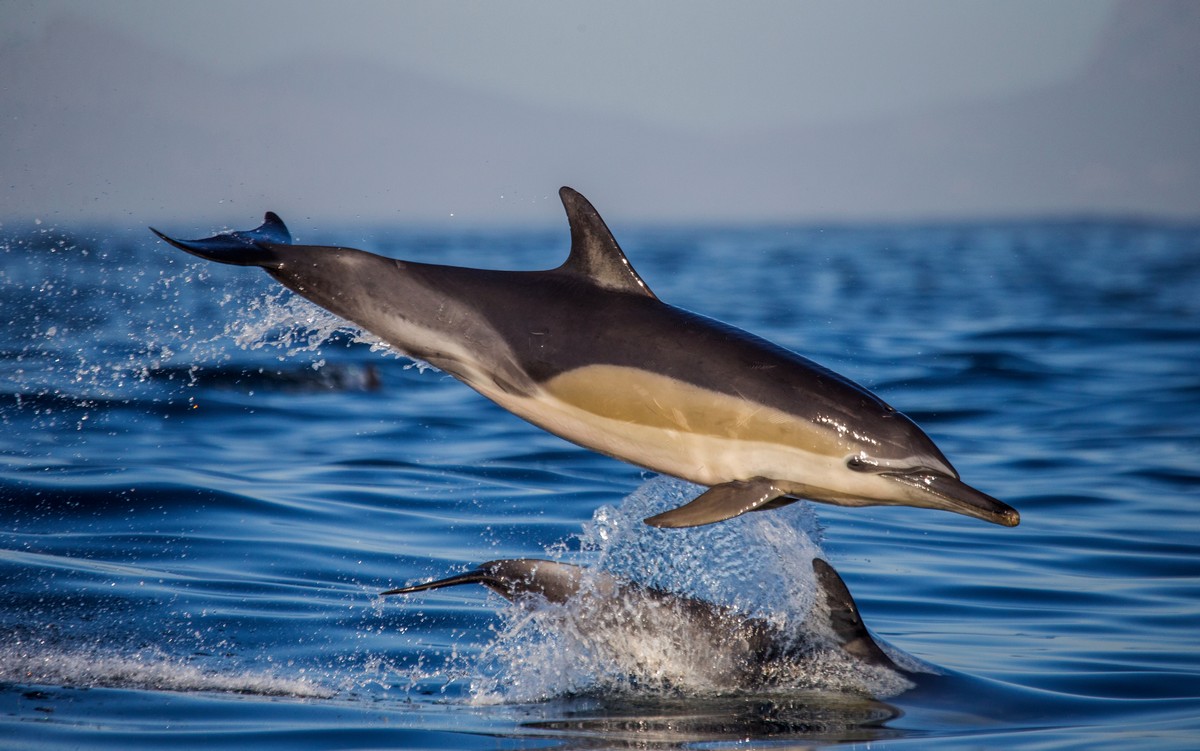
[880,470,1020,527]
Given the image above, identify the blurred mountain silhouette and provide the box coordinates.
[2,0,1196,223]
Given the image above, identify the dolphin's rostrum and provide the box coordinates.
[152,188,1018,528]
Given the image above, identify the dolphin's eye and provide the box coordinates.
[846,456,870,472]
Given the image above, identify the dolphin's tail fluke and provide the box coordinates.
[150,212,292,267]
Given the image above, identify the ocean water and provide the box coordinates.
[2,216,1198,749]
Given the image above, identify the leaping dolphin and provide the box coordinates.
[384,557,912,689]
[151,188,1018,528]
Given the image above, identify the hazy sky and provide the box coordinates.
[8,0,1194,224]
[2,0,1115,134]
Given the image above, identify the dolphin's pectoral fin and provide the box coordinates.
[644,478,786,528]
[557,187,657,299]
[150,212,292,267]
[811,558,902,672]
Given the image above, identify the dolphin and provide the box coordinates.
[151,187,1018,528]
[383,557,912,689]
[386,558,1081,721]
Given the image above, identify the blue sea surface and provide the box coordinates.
[2,216,1199,748]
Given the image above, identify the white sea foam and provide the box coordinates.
[0,644,332,699]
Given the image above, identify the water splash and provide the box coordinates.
[466,477,913,704]
[581,477,824,626]
[226,289,359,357]
[0,231,430,421]
[223,287,438,373]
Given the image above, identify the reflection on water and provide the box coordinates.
[517,693,904,747]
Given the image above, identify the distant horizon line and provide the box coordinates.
[5,209,1198,235]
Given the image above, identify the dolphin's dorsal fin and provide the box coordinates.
[811,559,902,671]
[557,187,657,299]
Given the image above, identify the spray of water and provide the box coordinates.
[0,643,331,698]
[225,287,436,372]
[466,477,914,704]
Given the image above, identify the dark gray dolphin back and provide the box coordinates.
[149,195,922,449]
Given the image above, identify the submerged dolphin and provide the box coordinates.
[384,557,912,689]
[388,558,1067,728]
[151,188,1017,528]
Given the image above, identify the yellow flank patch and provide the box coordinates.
[543,365,835,454]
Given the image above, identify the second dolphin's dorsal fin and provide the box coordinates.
[811,559,902,672]
[557,187,657,299]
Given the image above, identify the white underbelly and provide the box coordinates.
[478,380,841,489]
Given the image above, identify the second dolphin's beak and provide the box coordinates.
[880,470,1020,527]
